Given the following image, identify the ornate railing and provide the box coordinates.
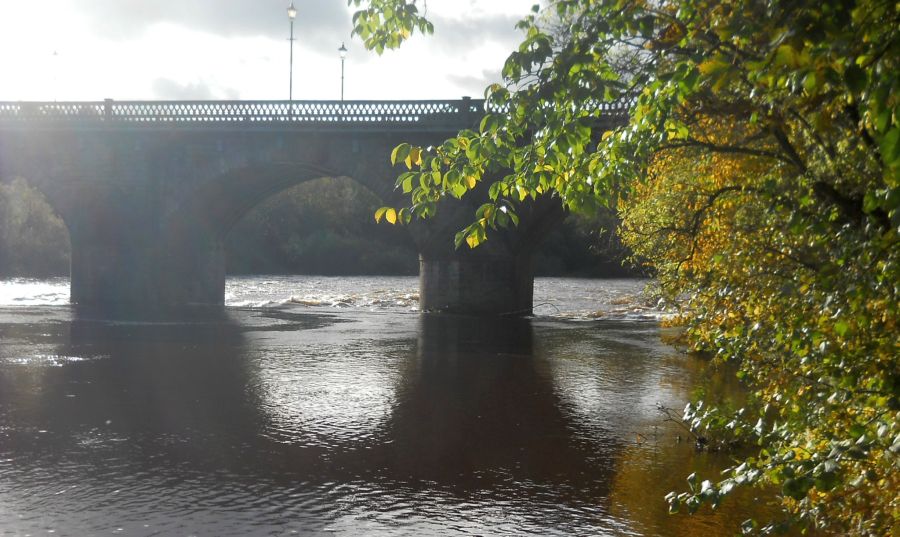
[0,99,486,127]
[0,98,630,128]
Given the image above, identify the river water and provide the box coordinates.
[0,276,776,536]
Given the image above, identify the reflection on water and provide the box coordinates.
[0,303,776,536]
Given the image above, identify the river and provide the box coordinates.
[0,276,778,536]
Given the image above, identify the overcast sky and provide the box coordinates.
[0,0,537,102]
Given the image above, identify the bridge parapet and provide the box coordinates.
[0,98,630,131]
[0,98,488,129]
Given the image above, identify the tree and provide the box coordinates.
[225,177,419,275]
[349,0,898,534]
[0,178,70,277]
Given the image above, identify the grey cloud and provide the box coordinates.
[427,13,524,55]
[70,0,352,44]
[447,68,503,95]
[151,78,216,99]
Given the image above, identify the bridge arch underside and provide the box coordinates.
[157,162,386,307]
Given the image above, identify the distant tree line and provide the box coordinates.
[0,178,70,276]
[225,176,420,275]
[0,176,636,278]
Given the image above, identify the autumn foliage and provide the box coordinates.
[351,0,899,533]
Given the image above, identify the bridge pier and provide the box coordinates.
[66,212,227,308]
[414,194,564,316]
[69,235,151,306]
[161,234,227,307]
[419,250,534,316]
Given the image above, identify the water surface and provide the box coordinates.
[0,276,774,536]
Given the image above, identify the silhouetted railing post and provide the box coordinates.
[104,99,113,121]
[460,96,472,127]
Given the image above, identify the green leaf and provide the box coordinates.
[773,45,799,68]
[843,65,867,94]
[450,182,468,198]
[391,143,411,166]
[802,71,819,94]
[815,471,840,493]
[698,58,729,76]
[782,477,813,501]
[480,114,499,133]
[879,127,899,168]
[453,229,467,249]
[834,320,849,337]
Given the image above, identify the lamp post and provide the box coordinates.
[338,42,347,101]
[287,1,297,102]
[52,50,59,102]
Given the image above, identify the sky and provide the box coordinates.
[0,0,537,102]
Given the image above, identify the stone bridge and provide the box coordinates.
[0,98,625,314]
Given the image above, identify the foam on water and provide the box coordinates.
[225,275,422,313]
[2,354,110,367]
[1,275,667,320]
[225,275,666,320]
[0,277,69,306]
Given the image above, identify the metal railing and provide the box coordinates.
[0,99,486,126]
[0,98,631,128]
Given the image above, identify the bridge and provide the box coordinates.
[0,99,625,314]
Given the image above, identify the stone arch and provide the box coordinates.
[163,161,343,238]
[155,157,411,305]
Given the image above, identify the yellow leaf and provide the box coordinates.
[465,175,477,189]
[698,58,729,76]
[405,146,422,169]
[774,45,799,68]
[385,208,397,224]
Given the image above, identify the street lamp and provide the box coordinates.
[287,1,297,102]
[52,50,59,102]
[338,42,347,101]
